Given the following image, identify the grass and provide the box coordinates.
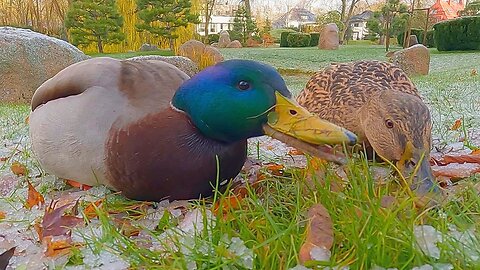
[1,45,480,269]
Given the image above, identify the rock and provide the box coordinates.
[127,55,199,77]
[203,46,224,64]
[178,39,206,64]
[0,27,89,103]
[218,30,231,48]
[177,39,223,69]
[210,42,219,48]
[391,44,430,76]
[318,23,339,50]
[408,35,419,47]
[139,43,159,51]
[226,40,242,48]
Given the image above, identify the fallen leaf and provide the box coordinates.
[44,236,72,257]
[471,69,478,76]
[0,211,5,220]
[113,218,140,237]
[265,163,284,176]
[37,200,84,241]
[299,203,334,264]
[0,246,15,270]
[0,157,8,162]
[82,199,104,219]
[10,161,27,176]
[288,148,304,156]
[25,180,45,209]
[471,149,480,155]
[450,118,462,131]
[442,153,480,165]
[432,163,480,180]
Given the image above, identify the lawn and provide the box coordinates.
[0,45,479,270]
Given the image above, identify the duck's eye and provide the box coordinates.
[385,119,394,129]
[237,80,250,90]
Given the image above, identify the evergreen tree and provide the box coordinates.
[65,0,125,53]
[231,5,257,44]
[136,0,199,51]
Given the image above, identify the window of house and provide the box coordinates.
[354,23,359,27]
[210,24,215,32]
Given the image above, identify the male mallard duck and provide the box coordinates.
[30,58,356,201]
[297,60,437,194]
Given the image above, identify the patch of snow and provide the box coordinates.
[412,265,433,270]
[414,225,442,259]
[310,246,331,261]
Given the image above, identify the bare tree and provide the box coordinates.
[340,0,362,43]
[201,0,217,42]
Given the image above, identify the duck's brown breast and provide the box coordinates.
[105,107,247,201]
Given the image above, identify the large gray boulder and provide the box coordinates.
[0,27,89,103]
[128,55,199,77]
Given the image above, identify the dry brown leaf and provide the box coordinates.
[0,246,15,270]
[432,163,480,180]
[44,236,73,257]
[299,203,333,264]
[450,118,462,131]
[113,218,140,237]
[25,180,45,209]
[471,69,478,76]
[472,149,480,155]
[265,163,284,176]
[0,211,5,220]
[10,161,27,176]
[37,201,84,241]
[82,199,104,219]
[442,153,480,165]
[288,148,304,156]
[0,157,8,162]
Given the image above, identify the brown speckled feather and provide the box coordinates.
[297,60,420,140]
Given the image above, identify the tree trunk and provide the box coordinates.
[169,37,175,52]
[97,36,103,53]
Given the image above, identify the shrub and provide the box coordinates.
[271,28,296,43]
[309,32,320,46]
[434,16,480,51]
[396,28,436,47]
[280,31,292,47]
[287,32,311,47]
[207,33,219,44]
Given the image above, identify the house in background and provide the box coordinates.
[272,7,317,29]
[429,0,465,23]
[197,0,237,36]
[348,10,373,40]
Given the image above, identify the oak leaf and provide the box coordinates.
[37,200,83,241]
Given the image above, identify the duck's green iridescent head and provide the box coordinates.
[172,60,356,152]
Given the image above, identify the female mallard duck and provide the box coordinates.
[30,58,356,201]
[297,60,437,194]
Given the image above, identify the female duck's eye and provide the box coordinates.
[237,80,250,90]
[385,119,394,129]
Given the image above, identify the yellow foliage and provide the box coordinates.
[1,0,200,54]
[81,0,201,54]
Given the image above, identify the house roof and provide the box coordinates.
[349,10,374,23]
[430,0,464,21]
[272,8,317,28]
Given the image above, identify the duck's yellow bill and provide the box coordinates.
[265,92,357,146]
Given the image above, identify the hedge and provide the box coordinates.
[287,32,311,47]
[207,33,219,44]
[434,16,480,51]
[280,31,292,47]
[397,29,435,47]
[309,32,320,46]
